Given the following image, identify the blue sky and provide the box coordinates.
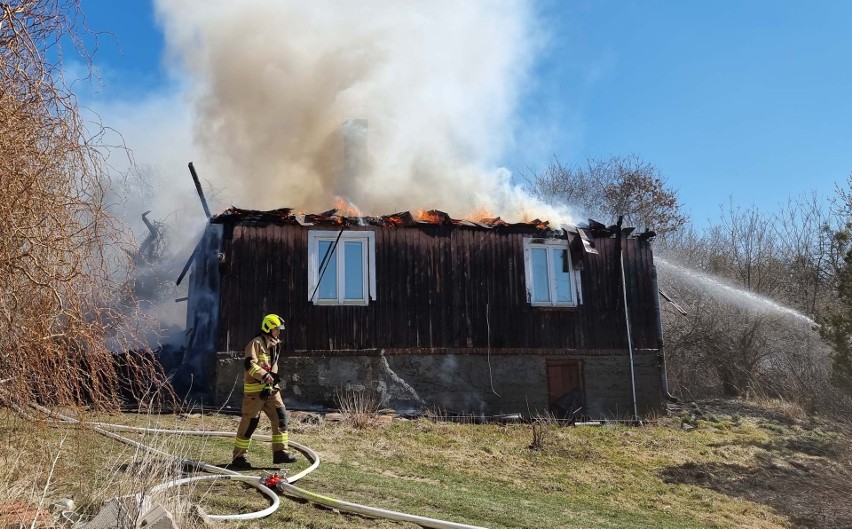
[78,0,852,227]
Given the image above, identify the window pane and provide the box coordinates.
[317,240,338,300]
[553,249,572,303]
[531,248,550,302]
[343,241,364,300]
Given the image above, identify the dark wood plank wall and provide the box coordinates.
[209,222,659,355]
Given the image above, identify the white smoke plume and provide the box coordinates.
[149,0,576,225]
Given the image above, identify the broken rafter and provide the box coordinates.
[188,162,212,219]
[138,211,159,261]
[176,238,203,286]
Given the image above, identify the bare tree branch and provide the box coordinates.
[0,0,172,409]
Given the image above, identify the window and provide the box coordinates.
[523,238,580,307]
[308,231,376,305]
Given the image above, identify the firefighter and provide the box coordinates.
[230,313,298,469]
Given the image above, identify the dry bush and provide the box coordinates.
[0,1,170,409]
[528,410,557,451]
[334,388,380,429]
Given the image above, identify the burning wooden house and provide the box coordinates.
[180,207,666,419]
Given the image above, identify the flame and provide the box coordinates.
[415,209,444,223]
[386,215,406,227]
[463,207,496,223]
[333,197,363,217]
[516,211,548,229]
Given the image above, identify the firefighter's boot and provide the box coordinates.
[229,455,252,470]
[273,450,298,464]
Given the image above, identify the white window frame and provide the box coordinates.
[523,237,579,307]
[308,230,376,305]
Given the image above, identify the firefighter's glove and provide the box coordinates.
[260,383,280,400]
[262,373,275,385]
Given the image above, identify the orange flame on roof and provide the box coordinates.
[333,197,363,217]
[386,215,406,227]
[463,207,496,223]
[416,209,444,223]
[516,211,548,229]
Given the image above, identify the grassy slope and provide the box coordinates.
[1,400,849,529]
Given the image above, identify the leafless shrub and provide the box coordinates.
[0,1,171,409]
[528,410,557,451]
[334,388,380,429]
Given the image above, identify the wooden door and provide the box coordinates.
[546,359,582,419]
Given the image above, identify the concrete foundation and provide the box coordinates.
[214,351,663,419]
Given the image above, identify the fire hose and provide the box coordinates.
[18,402,489,528]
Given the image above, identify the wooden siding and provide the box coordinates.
[203,222,659,355]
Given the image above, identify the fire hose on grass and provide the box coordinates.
[17,402,489,528]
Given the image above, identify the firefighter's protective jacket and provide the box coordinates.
[243,334,280,394]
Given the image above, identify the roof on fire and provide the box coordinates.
[211,207,557,232]
[209,207,654,242]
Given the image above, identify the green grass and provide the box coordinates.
[1,401,849,529]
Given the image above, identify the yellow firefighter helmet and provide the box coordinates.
[261,314,285,333]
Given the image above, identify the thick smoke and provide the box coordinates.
[152,0,575,225]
